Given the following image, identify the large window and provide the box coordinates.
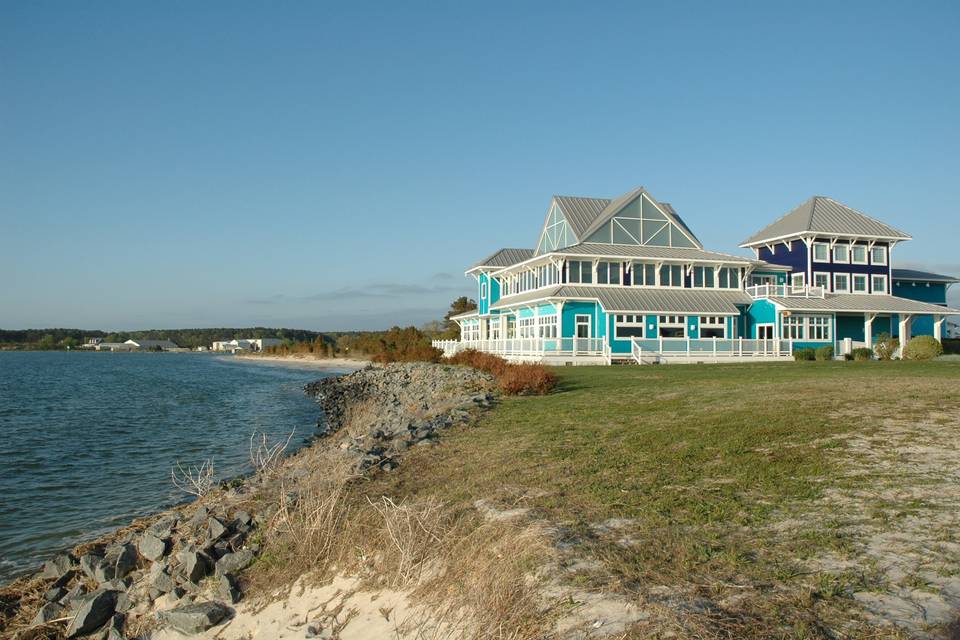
[791,272,806,290]
[871,275,887,294]
[833,245,850,264]
[567,260,593,284]
[852,274,868,293]
[833,273,850,293]
[659,264,684,287]
[813,272,830,289]
[517,317,537,338]
[597,261,621,285]
[614,314,645,339]
[851,245,868,265]
[871,246,887,265]
[461,320,480,341]
[632,262,657,286]
[699,316,726,339]
[783,314,832,341]
[692,266,715,288]
[658,315,686,338]
[538,314,557,338]
[813,242,829,262]
[717,267,739,289]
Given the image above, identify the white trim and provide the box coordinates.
[790,272,806,291]
[871,274,888,295]
[574,314,592,339]
[811,241,830,263]
[833,272,851,293]
[832,244,850,264]
[851,273,869,294]
[870,245,888,266]
[813,271,830,290]
[850,244,868,265]
[739,230,912,249]
[613,313,646,340]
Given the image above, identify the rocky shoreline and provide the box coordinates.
[1,363,494,640]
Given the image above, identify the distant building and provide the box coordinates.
[211,338,282,353]
[124,339,179,351]
[94,342,135,352]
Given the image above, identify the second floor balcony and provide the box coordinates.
[746,283,826,299]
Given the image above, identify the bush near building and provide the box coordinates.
[815,345,834,361]
[851,348,874,361]
[902,335,944,360]
[873,333,899,361]
[793,348,815,361]
[446,349,556,395]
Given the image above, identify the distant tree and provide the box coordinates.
[60,337,79,349]
[38,334,56,350]
[442,296,477,339]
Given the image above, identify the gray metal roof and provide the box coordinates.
[490,286,750,314]
[750,259,793,271]
[553,196,610,239]
[578,187,705,249]
[891,268,960,284]
[471,248,534,269]
[555,242,752,264]
[741,196,912,246]
[768,294,959,314]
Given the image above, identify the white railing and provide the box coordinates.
[630,337,793,361]
[746,284,825,299]
[432,338,606,358]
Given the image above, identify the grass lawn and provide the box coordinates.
[364,360,960,638]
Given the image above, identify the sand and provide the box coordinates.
[233,354,370,371]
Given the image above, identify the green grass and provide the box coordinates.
[364,360,960,636]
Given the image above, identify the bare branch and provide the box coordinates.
[249,428,296,475]
[170,458,215,497]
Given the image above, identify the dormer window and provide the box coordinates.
[851,245,867,265]
[833,245,850,263]
[812,242,829,262]
[871,246,887,265]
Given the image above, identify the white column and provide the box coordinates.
[899,315,912,348]
[934,315,944,342]
[864,314,876,349]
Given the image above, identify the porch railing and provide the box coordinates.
[746,284,825,299]
[432,338,606,358]
[630,337,793,363]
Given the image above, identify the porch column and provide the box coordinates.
[899,314,913,348]
[556,301,564,348]
[934,315,944,342]
[864,314,876,349]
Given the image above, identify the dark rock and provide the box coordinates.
[232,511,252,527]
[158,601,230,634]
[50,569,76,590]
[177,549,213,584]
[215,549,255,576]
[96,614,125,640]
[94,544,137,583]
[190,505,209,528]
[100,577,131,592]
[147,515,178,539]
[206,517,228,541]
[62,583,86,606]
[138,533,168,562]
[31,602,64,625]
[41,553,75,579]
[65,589,117,637]
[218,573,241,604]
[44,586,68,602]
[80,553,104,580]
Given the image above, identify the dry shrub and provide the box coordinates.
[496,364,557,396]
[373,344,444,364]
[446,349,510,377]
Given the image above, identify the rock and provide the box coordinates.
[206,517,228,541]
[177,549,213,584]
[50,569,76,589]
[65,589,117,637]
[138,533,168,562]
[218,573,241,604]
[232,511,252,527]
[94,544,138,583]
[100,577,131,592]
[158,601,230,634]
[190,505,209,528]
[80,553,104,580]
[153,588,186,612]
[41,553,75,579]
[44,586,68,602]
[62,583,86,607]
[31,602,64,625]
[97,614,126,640]
[215,549,255,576]
[150,569,178,594]
[147,515,178,539]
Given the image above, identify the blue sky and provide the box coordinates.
[2,1,959,331]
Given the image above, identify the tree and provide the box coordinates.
[443,296,477,339]
[38,334,56,350]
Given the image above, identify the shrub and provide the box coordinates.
[496,364,557,396]
[793,348,815,361]
[446,349,510,377]
[902,335,943,360]
[815,345,834,361]
[851,348,873,361]
[873,333,899,361]
[372,344,444,364]
[844,353,854,361]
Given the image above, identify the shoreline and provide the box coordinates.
[231,354,369,371]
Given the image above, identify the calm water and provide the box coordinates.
[0,351,340,583]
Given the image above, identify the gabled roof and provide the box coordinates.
[490,286,750,315]
[470,248,534,270]
[767,293,959,314]
[553,196,610,239]
[891,269,960,284]
[577,187,704,249]
[740,196,912,247]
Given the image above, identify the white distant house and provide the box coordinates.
[124,339,179,351]
[94,342,135,352]
[211,338,282,353]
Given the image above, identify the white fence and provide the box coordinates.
[631,337,793,363]
[747,284,825,299]
[432,338,607,358]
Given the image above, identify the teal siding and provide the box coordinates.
[753,270,788,285]
[836,315,864,342]
[687,315,700,339]
[894,280,949,337]
[478,273,491,315]
[561,302,603,338]
[746,300,778,338]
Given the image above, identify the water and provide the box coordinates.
[0,351,342,583]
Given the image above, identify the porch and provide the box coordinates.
[432,337,610,365]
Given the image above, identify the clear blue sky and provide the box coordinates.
[3,1,958,331]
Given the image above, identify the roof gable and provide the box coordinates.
[580,188,704,249]
[741,196,912,246]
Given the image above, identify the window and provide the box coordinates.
[833,273,850,293]
[871,246,887,265]
[871,275,887,294]
[488,318,500,340]
[852,274,868,293]
[658,315,686,338]
[632,262,657,286]
[813,272,830,290]
[659,264,683,287]
[461,320,480,341]
[812,242,829,262]
[517,317,537,338]
[597,261,621,285]
[614,314,645,339]
[851,245,867,264]
[567,260,593,284]
[693,266,716,288]
[782,314,832,341]
[480,282,488,300]
[699,316,726,339]
[750,274,777,286]
[791,272,806,290]
[833,244,850,263]
[717,267,739,289]
[538,314,557,338]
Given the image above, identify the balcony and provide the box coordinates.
[746,284,825,299]
[432,338,609,363]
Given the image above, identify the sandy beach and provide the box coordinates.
[233,354,369,371]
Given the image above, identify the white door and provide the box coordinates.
[575,314,592,352]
